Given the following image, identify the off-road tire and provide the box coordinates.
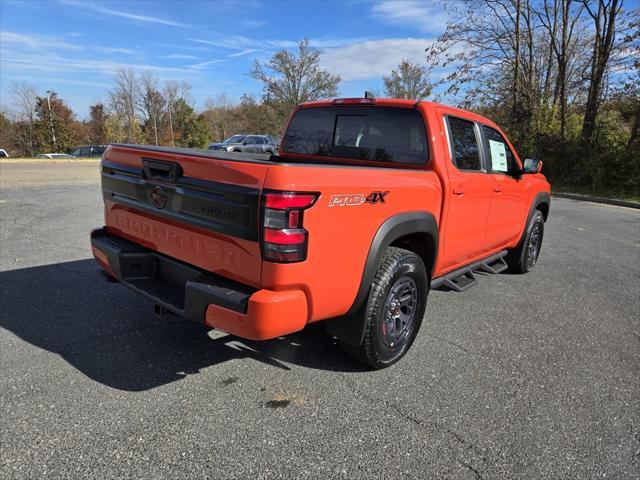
[507,209,544,274]
[340,247,428,369]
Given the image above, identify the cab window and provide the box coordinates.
[446,116,481,171]
[482,126,518,174]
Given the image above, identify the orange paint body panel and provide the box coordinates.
[260,162,441,321]
[92,98,550,343]
[205,289,307,340]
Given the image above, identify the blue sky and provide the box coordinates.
[0,0,449,118]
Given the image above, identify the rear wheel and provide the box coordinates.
[340,247,428,369]
[507,210,544,273]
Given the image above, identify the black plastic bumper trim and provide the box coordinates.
[91,228,256,320]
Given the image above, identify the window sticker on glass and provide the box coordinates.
[489,139,508,172]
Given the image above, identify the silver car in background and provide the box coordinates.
[208,135,278,156]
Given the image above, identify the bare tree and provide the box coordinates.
[139,72,165,145]
[581,0,624,141]
[163,80,191,147]
[426,0,592,142]
[538,0,586,139]
[107,69,140,143]
[10,81,38,156]
[383,59,433,100]
[250,39,341,109]
[203,93,237,141]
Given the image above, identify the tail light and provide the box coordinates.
[261,191,318,263]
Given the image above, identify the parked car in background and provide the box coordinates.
[36,153,76,159]
[0,149,9,158]
[208,135,277,155]
[71,145,106,157]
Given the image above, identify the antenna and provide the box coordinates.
[364,91,376,99]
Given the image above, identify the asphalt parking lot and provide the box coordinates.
[1,162,639,479]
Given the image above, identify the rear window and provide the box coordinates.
[282,106,428,165]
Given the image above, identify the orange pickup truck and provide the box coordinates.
[91,97,550,368]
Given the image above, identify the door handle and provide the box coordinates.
[452,186,465,195]
[494,185,503,193]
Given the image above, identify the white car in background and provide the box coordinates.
[36,153,76,159]
[0,148,8,158]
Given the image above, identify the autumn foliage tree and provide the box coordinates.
[383,59,433,100]
[34,91,81,153]
[250,39,341,123]
[87,103,107,145]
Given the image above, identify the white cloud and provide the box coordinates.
[1,50,193,76]
[95,47,136,55]
[241,20,266,29]
[189,36,292,50]
[60,0,191,28]
[371,0,448,33]
[228,49,260,58]
[4,76,112,88]
[321,38,433,81]
[163,53,199,60]
[189,36,372,52]
[188,59,226,70]
[0,31,82,50]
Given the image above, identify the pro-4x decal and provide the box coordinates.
[328,191,390,207]
[365,191,389,204]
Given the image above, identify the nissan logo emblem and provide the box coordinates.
[151,185,168,209]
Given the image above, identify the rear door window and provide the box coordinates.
[282,106,428,165]
[446,116,482,171]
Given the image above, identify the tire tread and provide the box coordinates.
[341,247,426,369]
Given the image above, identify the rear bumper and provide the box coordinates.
[90,228,308,340]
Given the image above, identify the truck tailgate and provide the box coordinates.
[100,144,272,288]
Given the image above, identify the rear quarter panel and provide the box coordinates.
[261,163,442,322]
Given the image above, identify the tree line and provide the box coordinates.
[1,2,638,194]
[426,0,638,193]
[0,39,342,157]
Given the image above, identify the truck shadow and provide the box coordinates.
[0,259,365,392]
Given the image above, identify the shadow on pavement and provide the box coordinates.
[0,259,364,391]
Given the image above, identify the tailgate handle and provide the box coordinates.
[143,159,182,183]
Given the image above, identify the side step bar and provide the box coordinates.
[431,251,508,292]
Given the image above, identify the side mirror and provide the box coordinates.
[242,140,250,145]
[523,158,543,174]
